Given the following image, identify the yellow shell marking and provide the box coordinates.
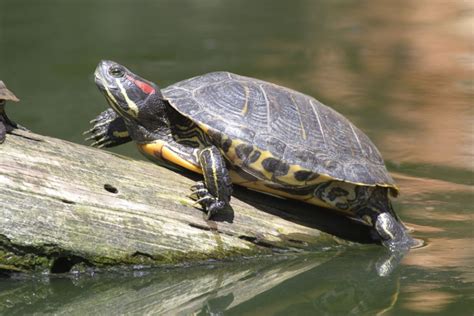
[277,164,332,186]
[224,138,332,186]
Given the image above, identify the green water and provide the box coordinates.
[1,0,473,315]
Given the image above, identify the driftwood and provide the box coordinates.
[0,130,371,273]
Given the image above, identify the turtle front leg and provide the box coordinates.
[357,207,415,253]
[84,109,132,148]
[190,146,233,219]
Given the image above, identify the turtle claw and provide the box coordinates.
[89,116,113,126]
[193,195,226,219]
[84,120,116,147]
[190,181,206,191]
[90,130,107,141]
[91,136,111,148]
[193,196,215,206]
[189,181,208,201]
[83,128,101,137]
[84,133,98,141]
[206,207,219,220]
[90,119,113,129]
[188,188,209,200]
[189,181,227,219]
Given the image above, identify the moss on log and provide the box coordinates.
[0,130,368,273]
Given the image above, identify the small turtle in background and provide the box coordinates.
[86,60,415,253]
[0,81,20,143]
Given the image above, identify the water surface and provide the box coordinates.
[1,0,473,315]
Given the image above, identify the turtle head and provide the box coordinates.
[94,60,167,128]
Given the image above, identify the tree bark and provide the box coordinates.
[0,130,365,273]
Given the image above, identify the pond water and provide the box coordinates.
[1,0,473,314]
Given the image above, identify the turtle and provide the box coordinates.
[0,81,21,143]
[86,60,414,252]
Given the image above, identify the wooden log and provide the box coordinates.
[0,130,369,273]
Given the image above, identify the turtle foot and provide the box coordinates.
[189,181,226,219]
[83,125,115,148]
[84,109,131,148]
[374,213,416,253]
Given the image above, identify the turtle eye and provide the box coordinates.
[109,66,125,78]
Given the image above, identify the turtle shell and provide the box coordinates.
[162,72,396,190]
[0,81,19,102]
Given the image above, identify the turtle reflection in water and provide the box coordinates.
[86,60,415,253]
[0,81,20,143]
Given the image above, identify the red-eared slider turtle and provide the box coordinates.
[0,81,20,143]
[87,60,414,252]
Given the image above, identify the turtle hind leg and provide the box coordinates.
[84,108,131,148]
[373,212,415,252]
[190,146,233,219]
[357,188,415,252]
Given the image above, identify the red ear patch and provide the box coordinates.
[127,75,155,95]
